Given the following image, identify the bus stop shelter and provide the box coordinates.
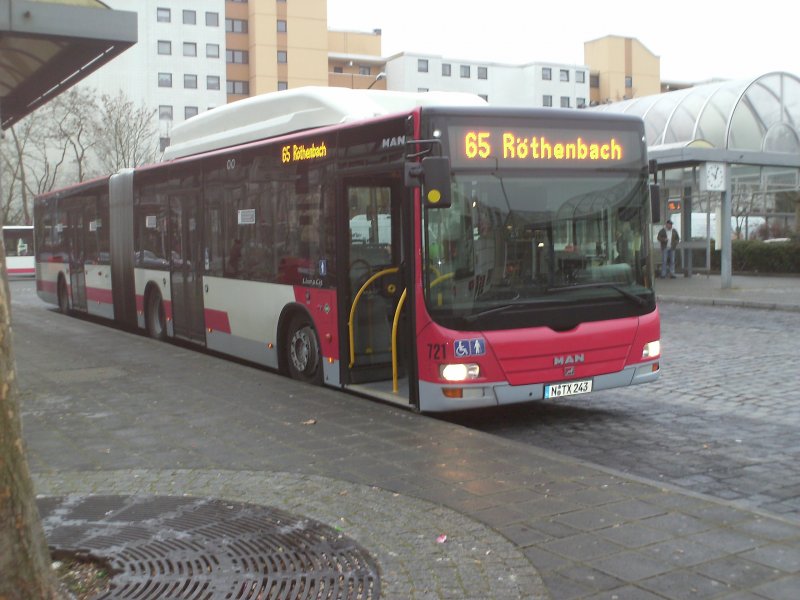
[0,0,136,130]
[592,72,800,287]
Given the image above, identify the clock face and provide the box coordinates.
[705,163,726,191]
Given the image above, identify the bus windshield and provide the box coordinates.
[423,170,654,329]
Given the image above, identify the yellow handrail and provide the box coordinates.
[429,271,454,306]
[391,288,408,393]
[348,267,399,368]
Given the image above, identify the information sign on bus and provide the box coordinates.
[448,125,643,169]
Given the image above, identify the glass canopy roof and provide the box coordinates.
[591,72,800,154]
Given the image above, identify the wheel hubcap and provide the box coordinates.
[290,327,316,373]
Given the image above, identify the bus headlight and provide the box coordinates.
[642,340,661,359]
[440,363,480,382]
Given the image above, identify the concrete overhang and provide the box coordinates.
[0,0,136,129]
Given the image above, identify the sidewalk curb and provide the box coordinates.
[657,295,800,313]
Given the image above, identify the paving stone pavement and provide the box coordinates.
[9,276,800,599]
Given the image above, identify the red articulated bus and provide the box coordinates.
[35,87,660,412]
[3,225,35,277]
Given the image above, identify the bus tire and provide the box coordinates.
[145,289,167,341]
[57,277,70,314]
[285,313,323,385]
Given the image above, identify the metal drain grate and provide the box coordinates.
[38,495,381,600]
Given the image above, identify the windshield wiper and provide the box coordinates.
[462,303,518,323]
[546,282,650,307]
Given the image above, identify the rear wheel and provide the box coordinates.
[57,277,69,314]
[145,289,167,341]
[285,313,323,384]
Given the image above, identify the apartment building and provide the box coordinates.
[383,53,590,108]
[226,0,328,101]
[79,0,227,145]
[584,36,661,105]
[328,29,386,90]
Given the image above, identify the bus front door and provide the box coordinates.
[344,180,413,407]
[67,207,87,311]
[169,193,206,342]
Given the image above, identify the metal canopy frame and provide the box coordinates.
[0,0,136,129]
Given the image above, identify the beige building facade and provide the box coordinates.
[328,29,386,90]
[225,0,329,102]
[584,35,661,105]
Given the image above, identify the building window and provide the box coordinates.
[418,87,429,92]
[278,81,288,91]
[157,40,171,55]
[543,95,552,107]
[206,43,219,58]
[478,94,488,102]
[333,66,343,74]
[542,67,551,81]
[590,74,599,88]
[159,137,170,152]
[183,42,197,57]
[206,12,219,26]
[560,96,570,108]
[417,59,428,73]
[158,72,172,88]
[577,97,586,108]
[576,71,585,83]
[225,18,248,33]
[185,106,199,119]
[558,70,568,82]
[277,50,287,63]
[156,7,170,22]
[207,75,220,90]
[442,63,451,77]
[158,105,173,120]
[183,10,196,25]
[625,76,633,88]
[184,74,198,89]
[226,49,249,64]
[227,80,250,95]
[460,65,470,78]
[277,19,287,33]
[478,66,487,80]
[359,66,370,76]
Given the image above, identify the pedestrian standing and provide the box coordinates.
[657,220,680,278]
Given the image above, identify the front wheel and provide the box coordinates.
[145,289,167,341]
[285,313,323,385]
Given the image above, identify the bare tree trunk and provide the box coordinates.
[0,210,59,598]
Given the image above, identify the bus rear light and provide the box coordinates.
[267,343,274,349]
[440,363,480,382]
[642,340,660,359]
[652,362,659,372]
[442,388,463,399]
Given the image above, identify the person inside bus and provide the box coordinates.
[657,219,679,278]
[227,238,243,277]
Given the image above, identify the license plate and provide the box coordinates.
[544,379,593,399]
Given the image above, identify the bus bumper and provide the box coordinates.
[419,359,660,412]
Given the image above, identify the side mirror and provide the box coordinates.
[649,184,661,224]
[406,156,452,208]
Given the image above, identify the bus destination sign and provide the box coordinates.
[281,140,328,164]
[449,126,642,169]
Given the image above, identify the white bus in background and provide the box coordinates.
[3,225,35,277]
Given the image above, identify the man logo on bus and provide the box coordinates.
[554,354,584,366]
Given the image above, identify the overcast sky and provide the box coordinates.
[327,0,795,84]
